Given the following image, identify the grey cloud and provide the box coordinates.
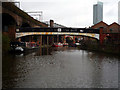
[19,0,119,27]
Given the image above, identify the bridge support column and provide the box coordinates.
[39,47,42,56]
[57,35,59,43]
[73,36,75,43]
[40,35,42,47]
[29,36,32,42]
[47,35,49,46]
[63,35,66,43]
[61,35,64,43]
[49,36,51,45]
[83,36,85,41]
[53,35,54,44]
[86,37,89,41]
[99,27,104,45]
[37,35,42,47]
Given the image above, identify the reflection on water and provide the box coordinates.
[2,47,119,88]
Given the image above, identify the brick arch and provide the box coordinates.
[21,22,31,28]
[65,36,74,43]
[65,36,73,40]
[2,13,17,26]
[2,7,23,26]
[2,13,17,41]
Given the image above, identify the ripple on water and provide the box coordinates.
[2,47,118,88]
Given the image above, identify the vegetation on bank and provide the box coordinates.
[2,34,10,53]
[79,41,120,55]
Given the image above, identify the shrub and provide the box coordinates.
[2,35,10,53]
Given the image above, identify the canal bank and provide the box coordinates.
[79,42,120,56]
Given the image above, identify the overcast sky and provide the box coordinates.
[16,0,119,27]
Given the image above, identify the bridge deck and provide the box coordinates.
[17,27,100,34]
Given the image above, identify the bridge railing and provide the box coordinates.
[16,27,100,34]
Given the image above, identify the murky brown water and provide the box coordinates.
[2,47,119,88]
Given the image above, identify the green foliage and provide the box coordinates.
[2,35,10,53]
[79,40,120,55]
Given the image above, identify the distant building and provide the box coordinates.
[91,21,120,33]
[44,20,66,28]
[93,1,103,24]
[91,21,120,44]
[118,1,120,24]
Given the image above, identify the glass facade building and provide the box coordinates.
[118,1,120,24]
[93,1,103,24]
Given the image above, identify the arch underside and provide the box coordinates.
[21,22,31,28]
[2,13,17,29]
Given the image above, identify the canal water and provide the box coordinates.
[2,47,119,88]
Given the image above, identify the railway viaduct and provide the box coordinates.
[1,2,48,41]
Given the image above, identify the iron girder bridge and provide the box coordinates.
[16,27,100,40]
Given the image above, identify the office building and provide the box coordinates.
[93,1,103,24]
[118,1,120,24]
